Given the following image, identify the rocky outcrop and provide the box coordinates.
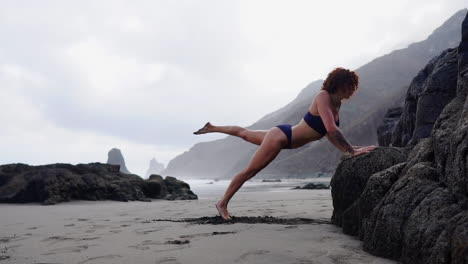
[330,147,409,232]
[378,47,458,147]
[106,148,131,174]
[0,163,197,205]
[377,106,403,146]
[145,158,165,178]
[331,12,468,264]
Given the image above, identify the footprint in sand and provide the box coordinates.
[317,235,334,243]
[235,250,270,263]
[0,236,30,243]
[76,254,122,264]
[152,240,191,253]
[152,245,190,253]
[90,224,108,229]
[129,244,151,250]
[42,236,100,246]
[129,239,190,252]
[156,256,181,264]
[307,249,328,258]
[4,222,24,227]
[134,228,165,235]
[179,231,237,239]
[327,252,355,264]
[41,244,97,255]
[129,239,162,250]
[294,259,321,264]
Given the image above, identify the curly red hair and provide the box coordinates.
[321,67,359,97]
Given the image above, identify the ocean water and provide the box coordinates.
[183,178,332,199]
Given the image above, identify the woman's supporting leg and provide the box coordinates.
[215,128,285,219]
[193,122,268,145]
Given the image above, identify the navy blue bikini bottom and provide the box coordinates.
[276,124,292,149]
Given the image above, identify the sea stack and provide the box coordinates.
[145,158,165,178]
[107,148,131,174]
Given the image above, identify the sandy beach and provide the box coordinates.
[0,179,396,264]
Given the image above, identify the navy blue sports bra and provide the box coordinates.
[303,111,340,136]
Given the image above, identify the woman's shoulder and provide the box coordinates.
[315,90,330,101]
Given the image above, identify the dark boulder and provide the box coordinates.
[378,47,458,147]
[330,147,408,227]
[377,106,403,146]
[362,162,441,259]
[149,174,163,181]
[163,176,198,200]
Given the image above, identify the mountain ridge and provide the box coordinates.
[164,9,467,179]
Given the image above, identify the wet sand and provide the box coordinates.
[0,187,395,264]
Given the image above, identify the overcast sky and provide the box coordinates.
[1,1,466,177]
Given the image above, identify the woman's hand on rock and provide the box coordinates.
[351,145,377,156]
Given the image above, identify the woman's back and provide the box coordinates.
[291,91,341,148]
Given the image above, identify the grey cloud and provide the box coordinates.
[0,0,252,146]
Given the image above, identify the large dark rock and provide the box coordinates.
[163,176,198,200]
[377,106,403,146]
[0,163,197,205]
[107,148,131,174]
[331,12,468,264]
[378,47,458,147]
[358,162,407,239]
[362,162,442,259]
[330,147,408,228]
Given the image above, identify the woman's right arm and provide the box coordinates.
[316,92,355,156]
[326,129,356,155]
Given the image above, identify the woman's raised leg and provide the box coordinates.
[215,127,286,219]
[193,122,268,145]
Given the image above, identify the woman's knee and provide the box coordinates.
[237,129,249,141]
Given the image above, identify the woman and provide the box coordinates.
[193,67,377,220]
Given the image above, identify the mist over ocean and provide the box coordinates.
[183,178,332,199]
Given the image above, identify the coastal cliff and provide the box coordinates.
[331,12,468,263]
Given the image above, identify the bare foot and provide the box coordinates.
[193,122,213,135]
[215,202,232,220]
